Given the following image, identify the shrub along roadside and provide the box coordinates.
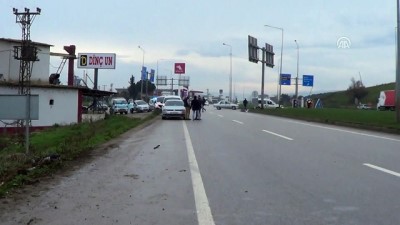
[0,111,160,198]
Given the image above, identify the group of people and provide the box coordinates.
[183,95,207,120]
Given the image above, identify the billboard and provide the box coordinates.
[174,63,185,74]
[78,53,116,69]
[0,95,39,120]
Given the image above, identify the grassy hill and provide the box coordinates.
[309,82,396,108]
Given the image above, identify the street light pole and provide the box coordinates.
[138,45,145,99]
[294,40,299,100]
[265,25,284,105]
[223,43,232,102]
[396,0,400,122]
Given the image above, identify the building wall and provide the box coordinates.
[0,86,79,128]
[0,40,50,84]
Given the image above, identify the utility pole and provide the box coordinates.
[138,45,145,99]
[396,0,400,122]
[13,7,41,154]
[294,40,299,101]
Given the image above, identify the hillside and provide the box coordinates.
[309,82,395,108]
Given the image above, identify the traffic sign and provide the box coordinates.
[280,74,291,85]
[303,75,314,87]
[174,63,185,74]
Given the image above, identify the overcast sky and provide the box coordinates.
[0,0,397,98]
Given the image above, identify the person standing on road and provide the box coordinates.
[183,96,191,120]
[191,96,202,120]
[243,98,248,112]
[202,97,207,112]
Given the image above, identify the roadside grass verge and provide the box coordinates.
[248,107,400,134]
[0,111,159,197]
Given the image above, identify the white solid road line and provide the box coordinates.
[291,121,400,142]
[218,115,224,118]
[262,129,293,141]
[183,122,216,225]
[232,120,243,124]
[363,163,400,178]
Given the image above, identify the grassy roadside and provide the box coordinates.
[0,111,160,198]
[247,107,400,134]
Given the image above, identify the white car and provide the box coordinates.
[161,95,182,108]
[161,99,186,120]
[132,100,150,113]
[257,98,282,109]
[214,100,238,110]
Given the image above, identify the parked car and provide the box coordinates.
[128,99,136,113]
[257,98,281,109]
[161,99,186,120]
[214,100,238,110]
[357,103,372,110]
[130,100,150,113]
[148,97,157,111]
[110,98,128,114]
[155,96,165,109]
[161,95,182,108]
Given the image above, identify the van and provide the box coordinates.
[257,98,281,109]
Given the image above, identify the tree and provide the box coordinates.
[127,75,138,99]
[347,77,368,104]
[280,94,291,105]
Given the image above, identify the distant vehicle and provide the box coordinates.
[256,98,281,109]
[161,99,186,120]
[377,90,395,111]
[155,96,165,109]
[357,103,372,110]
[214,100,238,110]
[148,97,157,111]
[110,97,128,114]
[135,100,150,112]
[161,95,182,108]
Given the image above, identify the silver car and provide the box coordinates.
[133,100,150,113]
[214,100,238,110]
[161,99,186,120]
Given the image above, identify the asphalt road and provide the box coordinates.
[1,106,400,225]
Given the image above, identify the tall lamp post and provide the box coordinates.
[396,0,400,122]
[294,40,299,100]
[223,43,232,102]
[265,25,284,105]
[138,45,145,99]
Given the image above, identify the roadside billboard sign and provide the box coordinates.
[0,95,39,120]
[77,53,116,69]
[174,63,185,74]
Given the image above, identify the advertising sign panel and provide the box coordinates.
[174,63,186,74]
[78,53,116,69]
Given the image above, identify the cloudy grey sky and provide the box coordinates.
[0,0,397,98]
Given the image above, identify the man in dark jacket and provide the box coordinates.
[191,96,202,120]
[243,98,248,112]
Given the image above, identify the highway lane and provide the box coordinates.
[1,107,400,225]
[188,107,400,224]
